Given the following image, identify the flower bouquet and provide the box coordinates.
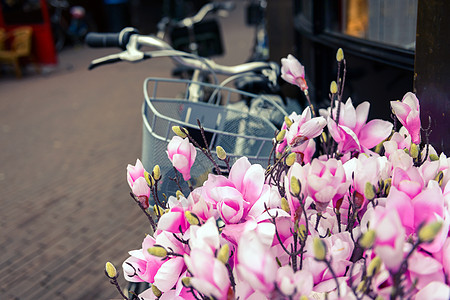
[104,50,450,300]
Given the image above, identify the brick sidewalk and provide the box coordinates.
[0,5,253,299]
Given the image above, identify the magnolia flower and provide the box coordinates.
[202,157,269,224]
[184,248,231,300]
[276,267,313,297]
[415,281,450,300]
[383,127,412,158]
[281,54,308,91]
[285,107,327,153]
[391,92,421,144]
[167,136,196,181]
[236,222,277,295]
[371,207,405,272]
[127,159,150,208]
[325,98,393,154]
[122,231,187,292]
[305,158,349,211]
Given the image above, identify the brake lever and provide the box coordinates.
[88,54,122,70]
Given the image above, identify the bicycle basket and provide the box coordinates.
[141,77,287,197]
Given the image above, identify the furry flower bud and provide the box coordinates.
[284,116,293,128]
[217,244,230,264]
[152,165,161,181]
[176,190,184,200]
[367,256,382,277]
[172,126,188,138]
[216,146,227,160]
[418,221,443,243]
[152,284,162,297]
[185,211,200,225]
[105,262,117,278]
[330,81,338,94]
[285,153,296,167]
[430,154,439,161]
[276,130,286,142]
[359,230,376,249]
[410,143,419,159]
[181,277,191,287]
[281,197,290,213]
[364,182,376,200]
[313,237,326,261]
[290,176,301,197]
[144,171,155,187]
[336,48,344,62]
[148,246,168,257]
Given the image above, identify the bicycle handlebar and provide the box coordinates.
[86,28,279,77]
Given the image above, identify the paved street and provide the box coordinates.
[0,5,253,299]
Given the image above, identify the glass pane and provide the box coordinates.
[341,0,417,50]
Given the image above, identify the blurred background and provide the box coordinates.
[0,0,448,299]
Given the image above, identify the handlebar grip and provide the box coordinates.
[85,27,139,50]
[85,32,122,48]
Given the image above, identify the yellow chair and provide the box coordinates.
[0,26,40,78]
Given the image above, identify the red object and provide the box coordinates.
[0,0,57,65]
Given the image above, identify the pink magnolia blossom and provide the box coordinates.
[285,107,327,152]
[325,99,393,154]
[414,281,450,300]
[202,157,269,224]
[305,158,349,211]
[407,251,446,290]
[390,92,421,144]
[167,136,196,181]
[122,231,188,292]
[127,159,151,208]
[188,217,221,254]
[276,266,313,297]
[184,248,231,300]
[281,54,308,91]
[236,222,277,295]
[371,207,405,272]
[383,127,412,158]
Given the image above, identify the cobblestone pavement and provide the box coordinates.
[0,5,253,300]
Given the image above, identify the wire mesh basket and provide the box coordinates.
[141,77,288,196]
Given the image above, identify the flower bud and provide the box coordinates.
[430,153,439,161]
[181,277,191,287]
[276,152,282,159]
[172,126,188,138]
[367,256,382,277]
[330,81,338,94]
[297,224,307,242]
[285,153,296,167]
[364,182,376,201]
[418,221,443,243]
[359,230,376,249]
[176,190,184,200]
[217,244,230,264]
[336,48,344,62]
[300,296,308,300]
[313,237,326,261]
[356,281,367,293]
[410,143,419,159]
[284,116,293,128]
[383,178,392,195]
[152,165,161,181]
[105,262,117,278]
[276,130,286,142]
[435,171,444,186]
[144,171,155,187]
[152,284,162,297]
[153,205,165,216]
[148,246,168,257]
[281,197,290,213]
[216,146,227,160]
[185,211,200,225]
[290,176,301,197]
